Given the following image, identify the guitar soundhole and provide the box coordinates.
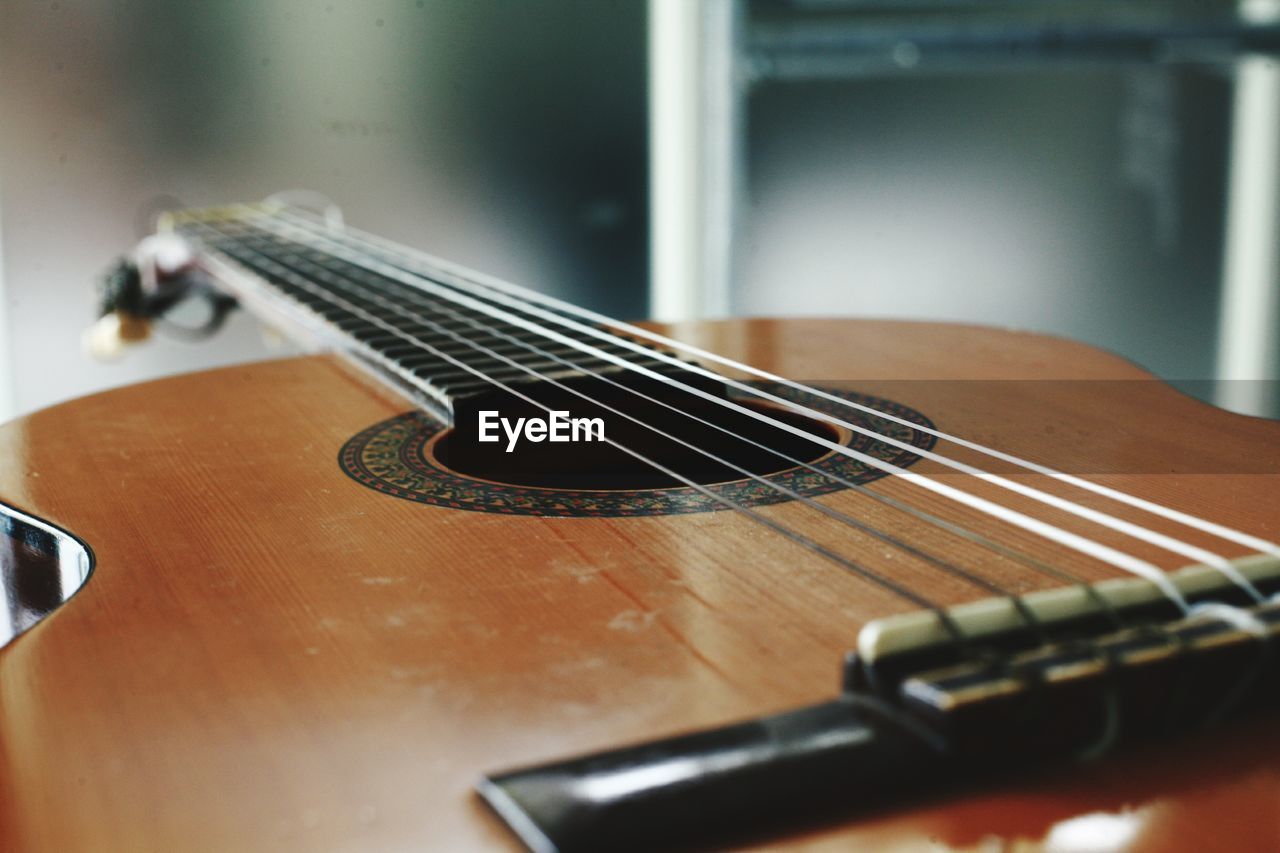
[339,383,936,517]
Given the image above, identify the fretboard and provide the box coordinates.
[170,210,692,420]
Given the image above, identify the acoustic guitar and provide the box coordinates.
[1,202,1276,852]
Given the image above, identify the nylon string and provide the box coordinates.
[235,210,1239,612]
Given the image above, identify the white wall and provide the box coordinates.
[739,70,1231,386]
[0,0,647,418]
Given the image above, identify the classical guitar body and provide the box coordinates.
[1,315,1277,852]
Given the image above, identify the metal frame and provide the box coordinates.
[1216,0,1280,417]
[648,0,745,321]
[649,0,1280,415]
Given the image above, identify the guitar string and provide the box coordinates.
[270,205,1280,563]
[183,218,968,636]
[238,211,1230,611]
[209,228,1065,635]
[228,228,1121,628]
[239,212,1230,610]
[201,222,1076,635]
[252,210,1266,604]
[257,209,1263,605]
[199,213,1177,625]
[213,213,1280,636]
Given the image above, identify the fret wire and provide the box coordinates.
[204,224,698,394]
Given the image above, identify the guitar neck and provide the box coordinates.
[168,205,688,422]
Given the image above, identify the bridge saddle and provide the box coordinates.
[895,595,1280,759]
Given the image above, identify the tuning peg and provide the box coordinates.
[83,311,152,361]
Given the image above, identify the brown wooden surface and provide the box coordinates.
[0,318,1276,852]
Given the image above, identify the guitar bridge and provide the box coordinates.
[478,560,1280,852]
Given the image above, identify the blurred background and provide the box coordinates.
[1,0,1277,419]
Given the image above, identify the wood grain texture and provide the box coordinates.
[0,318,1276,852]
